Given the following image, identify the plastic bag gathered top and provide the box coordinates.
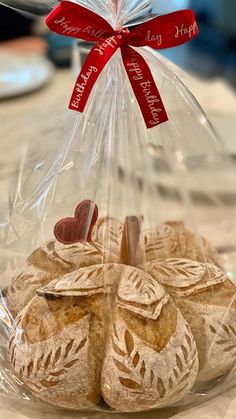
[1,0,236,415]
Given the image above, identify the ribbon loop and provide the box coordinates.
[46,0,114,42]
[46,1,199,128]
[134,10,199,49]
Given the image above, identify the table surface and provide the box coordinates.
[0,57,236,419]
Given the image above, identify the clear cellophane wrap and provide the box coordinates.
[1,0,236,416]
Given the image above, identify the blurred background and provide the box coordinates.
[0,0,235,84]
[155,0,236,87]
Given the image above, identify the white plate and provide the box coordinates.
[0,52,54,99]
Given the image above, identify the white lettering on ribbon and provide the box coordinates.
[127,54,162,125]
[71,66,98,109]
[54,16,82,36]
[145,31,162,46]
[54,18,108,39]
[126,59,143,81]
[82,26,108,40]
[94,35,122,56]
[175,22,197,39]
[140,81,162,125]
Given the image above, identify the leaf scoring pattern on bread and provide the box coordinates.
[9,333,88,391]
[147,259,226,296]
[102,314,199,411]
[10,217,234,410]
[209,322,236,357]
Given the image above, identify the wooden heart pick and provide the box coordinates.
[54,200,98,245]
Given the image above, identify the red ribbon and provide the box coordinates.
[46,1,198,129]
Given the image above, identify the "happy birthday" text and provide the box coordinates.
[175,22,198,39]
[127,55,162,126]
[71,66,98,109]
[54,16,108,39]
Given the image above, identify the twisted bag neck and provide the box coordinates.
[46,0,199,128]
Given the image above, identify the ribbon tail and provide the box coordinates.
[69,36,122,113]
[121,46,168,129]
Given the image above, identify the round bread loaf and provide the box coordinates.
[8,263,199,411]
[146,258,236,382]
[144,221,224,270]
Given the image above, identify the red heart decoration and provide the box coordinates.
[54,200,98,245]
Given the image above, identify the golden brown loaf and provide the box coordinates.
[8,218,232,411]
[8,263,199,411]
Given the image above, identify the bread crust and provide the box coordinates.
[8,264,198,411]
[144,222,224,269]
[7,241,117,317]
[147,258,236,382]
[9,219,227,409]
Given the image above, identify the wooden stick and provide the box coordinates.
[120,216,142,267]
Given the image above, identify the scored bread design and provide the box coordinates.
[92,218,224,270]
[7,265,56,317]
[7,218,235,411]
[8,264,198,411]
[28,240,118,273]
[7,241,118,317]
[147,258,236,382]
[92,217,124,256]
[144,221,224,269]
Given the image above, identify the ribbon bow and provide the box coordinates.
[46,1,198,128]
